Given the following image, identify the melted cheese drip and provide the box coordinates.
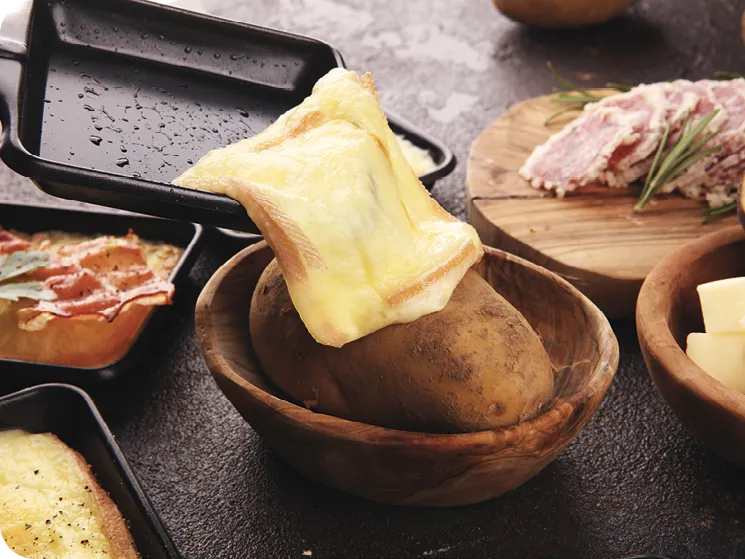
[174,69,482,346]
[394,135,437,176]
[0,430,113,558]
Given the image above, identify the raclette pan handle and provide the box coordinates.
[0,0,30,61]
[0,0,31,161]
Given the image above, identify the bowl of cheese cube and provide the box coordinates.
[637,225,745,468]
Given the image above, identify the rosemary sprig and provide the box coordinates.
[544,63,631,124]
[605,82,633,92]
[634,109,723,212]
[0,251,57,302]
[714,71,745,80]
[702,201,737,223]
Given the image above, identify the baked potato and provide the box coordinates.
[250,260,555,433]
[493,0,639,28]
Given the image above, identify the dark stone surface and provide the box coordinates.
[1,0,745,558]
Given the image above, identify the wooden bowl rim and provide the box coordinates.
[637,225,745,417]
[196,241,619,448]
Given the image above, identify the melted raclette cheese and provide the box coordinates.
[394,135,437,176]
[174,69,482,347]
[0,429,138,559]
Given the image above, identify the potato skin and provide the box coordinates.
[250,260,555,433]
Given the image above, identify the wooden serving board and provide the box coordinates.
[466,90,740,318]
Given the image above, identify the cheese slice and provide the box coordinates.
[174,69,482,347]
[686,332,745,394]
[394,134,437,176]
[697,277,745,333]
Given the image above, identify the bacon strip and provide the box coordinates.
[0,228,31,254]
[0,230,175,331]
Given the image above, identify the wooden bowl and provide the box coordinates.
[195,242,619,506]
[637,226,745,468]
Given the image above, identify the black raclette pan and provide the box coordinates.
[0,0,456,233]
[0,383,179,558]
[0,201,203,386]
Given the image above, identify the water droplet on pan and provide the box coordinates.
[89,135,102,146]
[83,104,94,111]
[115,157,130,167]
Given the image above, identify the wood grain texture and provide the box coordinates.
[467,91,739,318]
[637,225,745,468]
[195,241,619,507]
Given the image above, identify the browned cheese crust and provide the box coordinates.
[66,438,140,559]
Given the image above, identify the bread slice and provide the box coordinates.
[0,429,139,558]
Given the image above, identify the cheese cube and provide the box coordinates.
[686,332,745,394]
[697,277,745,333]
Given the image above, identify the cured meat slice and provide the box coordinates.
[661,80,745,200]
[696,79,745,174]
[588,84,669,187]
[611,82,702,185]
[0,228,31,254]
[521,77,745,208]
[700,155,745,207]
[519,107,644,195]
[661,80,729,194]
[662,82,704,131]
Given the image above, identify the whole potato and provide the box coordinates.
[250,260,555,433]
[493,0,639,29]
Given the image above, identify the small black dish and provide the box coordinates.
[0,201,202,385]
[0,383,179,559]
